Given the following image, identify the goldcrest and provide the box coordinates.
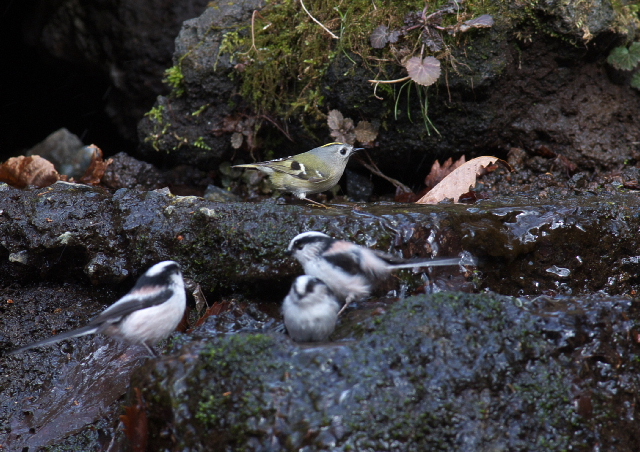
[233,142,360,207]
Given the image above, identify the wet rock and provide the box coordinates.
[137,0,265,166]
[203,184,242,202]
[126,291,640,451]
[1,182,640,297]
[26,128,93,178]
[101,152,166,190]
[0,282,142,450]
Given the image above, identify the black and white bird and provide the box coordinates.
[10,260,186,357]
[282,275,342,342]
[287,231,465,313]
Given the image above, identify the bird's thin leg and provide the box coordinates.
[337,296,355,316]
[142,341,159,358]
[303,197,330,208]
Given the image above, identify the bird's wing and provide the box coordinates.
[322,249,363,275]
[89,288,174,325]
[267,158,329,183]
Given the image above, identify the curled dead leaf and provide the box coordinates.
[416,156,512,204]
[424,156,466,190]
[0,155,60,188]
[79,145,113,185]
[459,14,494,33]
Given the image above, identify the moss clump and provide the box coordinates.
[224,0,433,118]
[194,334,288,448]
[138,292,596,450]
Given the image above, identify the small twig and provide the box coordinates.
[355,151,412,193]
[249,10,259,53]
[367,76,411,84]
[300,0,338,39]
[372,82,383,100]
[258,114,294,142]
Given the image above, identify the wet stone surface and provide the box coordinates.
[1,182,640,449]
[127,292,640,451]
[1,182,640,296]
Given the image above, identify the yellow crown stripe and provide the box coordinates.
[321,142,344,147]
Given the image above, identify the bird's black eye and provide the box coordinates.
[340,147,347,155]
[295,242,304,250]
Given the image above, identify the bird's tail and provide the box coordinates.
[232,163,260,169]
[8,325,98,355]
[387,257,468,270]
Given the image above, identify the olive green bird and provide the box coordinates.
[233,142,361,207]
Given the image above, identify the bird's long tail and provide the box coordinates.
[387,257,468,270]
[9,325,98,355]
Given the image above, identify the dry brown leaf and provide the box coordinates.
[193,300,234,328]
[79,145,113,185]
[424,155,466,190]
[120,387,148,452]
[354,121,378,144]
[0,155,60,188]
[328,109,356,145]
[416,156,509,204]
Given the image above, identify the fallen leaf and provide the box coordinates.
[354,121,378,144]
[424,155,466,190]
[459,14,494,32]
[0,155,60,188]
[416,156,512,204]
[327,109,344,131]
[405,56,441,86]
[120,387,148,452]
[79,145,113,185]
[395,186,420,203]
[328,109,356,145]
[194,300,234,328]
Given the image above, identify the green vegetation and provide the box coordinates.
[164,65,186,97]
[217,0,466,120]
[607,42,640,71]
[607,41,640,90]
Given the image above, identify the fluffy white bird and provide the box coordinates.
[10,260,186,356]
[282,275,342,342]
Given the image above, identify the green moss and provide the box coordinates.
[193,136,212,150]
[194,334,288,447]
[164,65,186,97]
[221,0,432,119]
[143,105,172,152]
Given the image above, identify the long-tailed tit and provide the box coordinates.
[282,275,342,342]
[287,231,466,313]
[10,260,186,357]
